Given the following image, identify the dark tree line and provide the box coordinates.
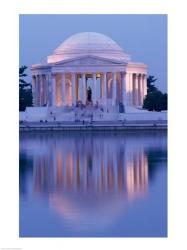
[19,66,33,111]
[143,76,167,111]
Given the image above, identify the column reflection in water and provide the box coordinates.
[25,134,149,230]
[32,147,148,195]
[126,150,148,199]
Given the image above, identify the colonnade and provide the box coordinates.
[32,72,147,107]
[127,73,147,106]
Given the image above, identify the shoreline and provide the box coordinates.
[19,122,167,132]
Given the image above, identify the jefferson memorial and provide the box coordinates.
[20,32,167,122]
[31,32,147,109]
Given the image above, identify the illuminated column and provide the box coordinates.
[51,73,56,106]
[100,74,103,99]
[103,72,107,105]
[45,74,49,106]
[79,75,83,103]
[42,75,45,106]
[121,72,127,106]
[143,74,147,99]
[45,74,48,106]
[95,74,99,103]
[32,75,37,106]
[128,73,133,106]
[36,75,41,106]
[131,73,134,106]
[138,74,141,106]
[139,74,144,106]
[44,74,48,106]
[93,73,97,105]
[40,75,44,106]
[134,74,139,106]
[46,73,52,106]
[82,73,87,105]
[112,72,117,106]
[71,73,76,106]
[61,73,66,106]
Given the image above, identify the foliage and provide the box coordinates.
[147,75,158,93]
[19,66,33,111]
[19,87,33,111]
[19,66,29,85]
[143,75,167,111]
[143,90,167,111]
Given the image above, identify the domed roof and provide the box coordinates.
[48,32,130,63]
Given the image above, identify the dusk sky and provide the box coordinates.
[19,14,167,92]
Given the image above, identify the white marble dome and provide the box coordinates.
[48,32,131,63]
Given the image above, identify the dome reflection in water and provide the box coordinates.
[19,132,167,237]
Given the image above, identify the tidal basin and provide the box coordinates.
[19,131,167,237]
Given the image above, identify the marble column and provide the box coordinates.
[45,74,48,106]
[96,74,100,103]
[125,73,129,105]
[100,75,103,99]
[44,74,48,106]
[42,75,45,106]
[128,73,133,106]
[47,73,52,106]
[36,75,40,106]
[139,74,144,106]
[82,73,87,105]
[51,73,56,107]
[134,74,139,106]
[42,75,46,106]
[40,75,44,106]
[138,74,141,106]
[143,74,147,99]
[32,75,36,106]
[121,72,127,106]
[112,72,117,106]
[93,73,97,105]
[78,75,83,103]
[61,73,66,106]
[103,72,107,105]
[71,73,76,106]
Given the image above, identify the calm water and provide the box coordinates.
[19,131,167,237]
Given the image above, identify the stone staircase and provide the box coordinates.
[45,105,120,122]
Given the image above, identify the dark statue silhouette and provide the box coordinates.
[87,86,92,102]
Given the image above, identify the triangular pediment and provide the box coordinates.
[53,55,125,67]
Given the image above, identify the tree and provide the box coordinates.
[147,75,158,93]
[19,66,33,111]
[19,66,29,86]
[143,91,167,111]
[143,75,167,111]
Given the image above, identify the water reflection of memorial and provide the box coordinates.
[20,133,166,230]
[30,137,148,229]
[33,139,148,198]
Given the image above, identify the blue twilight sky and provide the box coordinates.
[19,14,167,92]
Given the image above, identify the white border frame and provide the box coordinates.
[0,0,187,250]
